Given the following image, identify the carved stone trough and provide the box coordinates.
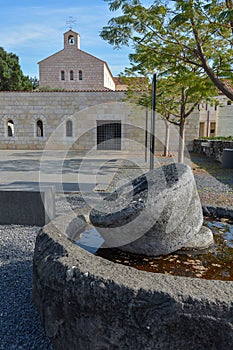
[33,213,233,350]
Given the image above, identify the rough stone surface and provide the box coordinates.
[33,218,233,350]
[193,139,233,162]
[184,226,214,250]
[90,163,213,256]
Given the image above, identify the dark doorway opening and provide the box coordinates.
[97,121,121,150]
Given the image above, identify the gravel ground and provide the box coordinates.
[0,226,54,350]
[190,153,233,208]
[106,152,233,209]
[0,152,232,349]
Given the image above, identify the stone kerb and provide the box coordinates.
[33,214,233,350]
[0,187,55,226]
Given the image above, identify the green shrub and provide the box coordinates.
[198,136,233,141]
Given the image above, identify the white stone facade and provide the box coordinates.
[0,91,199,152]
[198,96,233,138]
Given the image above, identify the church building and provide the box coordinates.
[38,30,117,91]
[0,29,202,152]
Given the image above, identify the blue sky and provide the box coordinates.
[0,0,135,78]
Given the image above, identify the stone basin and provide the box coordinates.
[33,213,233,350]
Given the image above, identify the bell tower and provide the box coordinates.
[64,30,80,49]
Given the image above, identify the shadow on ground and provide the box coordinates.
[189,152,233,189]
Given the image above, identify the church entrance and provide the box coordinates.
[97,121,121,150]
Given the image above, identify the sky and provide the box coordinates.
[0,0,135,78]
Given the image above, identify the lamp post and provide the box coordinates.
[145,108,148,162]
[150,72,157,171]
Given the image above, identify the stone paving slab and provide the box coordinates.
[0,150,148,193]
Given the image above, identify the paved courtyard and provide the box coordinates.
[0,150,149,193]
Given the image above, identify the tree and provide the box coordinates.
[123,66,216,162]
[101,0,233,100]
[159,72,214,163]
[0,47,32,91]
[30,76,39,90]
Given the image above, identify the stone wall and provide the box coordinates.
[0,91,128,150]
[154,111,200,152]
[0,91,199,152]
[193,139,233,162]
[39,49,110,91]
[38,30,115,91]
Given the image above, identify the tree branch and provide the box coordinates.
[190,16,233,100]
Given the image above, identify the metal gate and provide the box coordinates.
[97,121,121,150]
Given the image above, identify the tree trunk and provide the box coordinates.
[178,119,185,163]
[163,119,170,157]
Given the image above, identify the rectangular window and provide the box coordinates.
[66,120,73,137]
[61,71,65,81]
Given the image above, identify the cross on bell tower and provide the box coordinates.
[66,16,76,30]
[64,17,80,49]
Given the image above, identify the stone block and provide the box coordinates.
[0,186,55,226]
[222,148,233,168]
[90,163,213,256]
